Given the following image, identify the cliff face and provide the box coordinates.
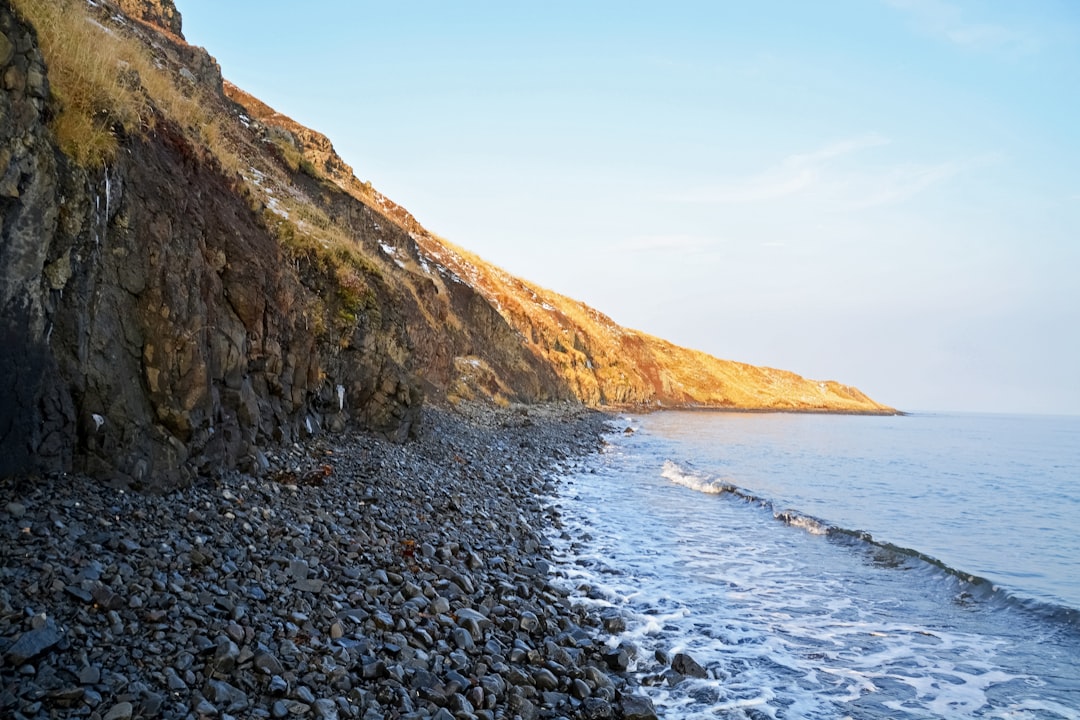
[0,0,573,488]
[0,0,891,489]
[1,2,425,488]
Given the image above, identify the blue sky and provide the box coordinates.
[180,1,1080,414]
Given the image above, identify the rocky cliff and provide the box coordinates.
[0,0,892,489]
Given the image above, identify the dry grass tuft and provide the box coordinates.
[11,0,239,171]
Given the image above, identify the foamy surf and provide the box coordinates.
[663,459,832,535]
[660,459,733,494]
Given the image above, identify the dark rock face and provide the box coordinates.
[0,3,74,479]
[0,4,423,489]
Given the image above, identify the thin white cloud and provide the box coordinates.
[851,160,964,209]
[788,134,892,164]
[680,135,979,211]
[683,133,890,205]
[885,0,1041,55]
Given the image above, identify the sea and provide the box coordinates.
[549,411,1080,719]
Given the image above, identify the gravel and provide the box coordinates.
[1,403,659,720]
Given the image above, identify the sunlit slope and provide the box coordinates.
[413,239,895,413]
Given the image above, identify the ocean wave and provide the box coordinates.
[659,460,735,495]
[659,460,1080,629]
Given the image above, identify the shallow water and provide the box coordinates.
[551,412,1080,719]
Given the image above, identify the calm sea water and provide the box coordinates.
[550,412,1080,719]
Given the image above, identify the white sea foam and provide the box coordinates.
[660,459,731,494]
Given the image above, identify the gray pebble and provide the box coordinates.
[103,702,134,720]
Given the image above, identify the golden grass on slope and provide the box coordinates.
[418,234,896,413]
[11,0,237,171]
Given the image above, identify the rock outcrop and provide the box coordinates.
[113,0,183,37]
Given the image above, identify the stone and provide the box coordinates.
[103,701,134,720]
[582,697,613,719]
[78,665,101,685]
[289,559,309,579]
[602,647,629,672]
[225,622,245,644]
[519,611,540,632]
[0,396,622,720]
[193,698,218,716]
[255,650,285,675]
[600,610,626,634]
[142,691,165,716]
[212,638,241,673]
[451,627,475,652]
[533,668,559,691]
[313,698,338,719]
[508,695,538,720]
[619,694,659,720]
[671,652,708,679]
[165,667,188,691]
[91,584,125,611]
[5,619,62,664]
[205,679,249,712]
[294,578,324,593]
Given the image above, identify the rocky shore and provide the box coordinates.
[0,404,660,720]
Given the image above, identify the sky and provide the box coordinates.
[179,1,1080,415]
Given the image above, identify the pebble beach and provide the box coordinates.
[1,404,660,720]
